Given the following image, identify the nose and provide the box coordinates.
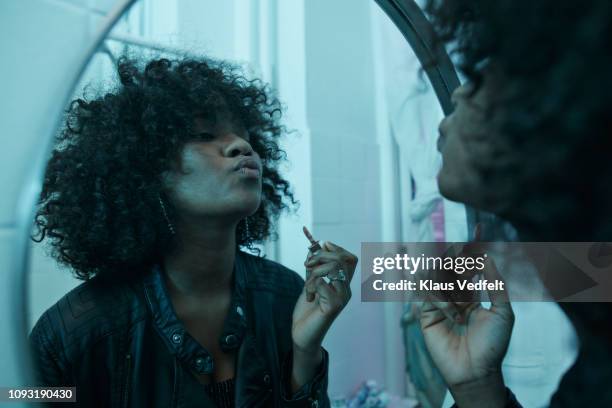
[451,82,472,106]
[450,86,462,106]
[439,116,448,135]
[224,134,253,158]
[437,117,448,153]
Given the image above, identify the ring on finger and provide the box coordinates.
[329,269,347,282]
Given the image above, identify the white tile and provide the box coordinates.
[340,179,369,223]
[53,0,117,15]
[311,131,342,178]
[90,0,122,14]
[364,182,382,225]
[0,226,84,387]
[313,223,361,257]
[364,142,380,182]
[177,0,236,60]
[0,1,103,225]
[340,138,368,181]
[28,241,82,330]
[0,227,31,386]
[312,177,342,224]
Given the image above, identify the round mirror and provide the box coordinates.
[8,0,474,406]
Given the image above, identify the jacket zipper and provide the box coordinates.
[123,353,132,408]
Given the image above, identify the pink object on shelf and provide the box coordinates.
[431,200,445,242]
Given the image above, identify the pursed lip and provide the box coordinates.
[437,131,447,153]
[234,157,261,173]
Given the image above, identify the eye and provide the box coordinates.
[195,132,215,141]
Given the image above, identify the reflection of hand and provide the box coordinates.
[429,224,484,304]
[420,258,514,408]
[289,240,357,394]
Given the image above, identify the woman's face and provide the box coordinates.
[163,112,262,222]
[437,73,514,215]
[437,82,486,205]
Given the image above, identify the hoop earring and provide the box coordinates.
[158,195,176,235]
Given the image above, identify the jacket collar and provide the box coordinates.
[142,250,249,375]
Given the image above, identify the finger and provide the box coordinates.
[305,250,343,267]
[307,262,341,281]
[304,276,323,302]
[420,300,478,329]
[452,301,474,312]
[309,261,351,303]
[304,263,341,301]
[306,247,358,282]
[329,277,351,304]
[483,258,513,318]
[307,248,320,258]
[454,301,481,322]
[429,300,463,323]
[314,278,345,315]
[322,240,344,252]
[457,222,484,258]
[305,247,320,264]
[304,252,342,280]
[419,301,449,330]
[454,223,485,283]
[305,252,347,280]
[324,241,359,268]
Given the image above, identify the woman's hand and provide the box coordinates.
[289,238,357,393]
[420,259,514,408]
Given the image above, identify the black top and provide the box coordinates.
[28,250,331,407]
[202,377,235,408]
[144,261,246,377]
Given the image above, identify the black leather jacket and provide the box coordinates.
[28,251,330,407]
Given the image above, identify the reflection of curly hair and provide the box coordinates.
[33,57,296,281]
[426,0,612,240]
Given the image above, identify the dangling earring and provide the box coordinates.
[158,195,176,235]
[244,218,250,238]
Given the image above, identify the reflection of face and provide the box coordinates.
[163,113,262,222]
[436,76,512,214]
[437,83,487,205]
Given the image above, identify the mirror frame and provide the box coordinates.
[375,0,478,233]
[375,0,459,115]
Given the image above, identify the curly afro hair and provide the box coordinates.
[426,0,612,240]
[32,57,296,282]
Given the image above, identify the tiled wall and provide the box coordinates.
[304,0,392,398]
[1,0,130,392]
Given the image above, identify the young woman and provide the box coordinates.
[29,57,357,407]
[419,0,612,406]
